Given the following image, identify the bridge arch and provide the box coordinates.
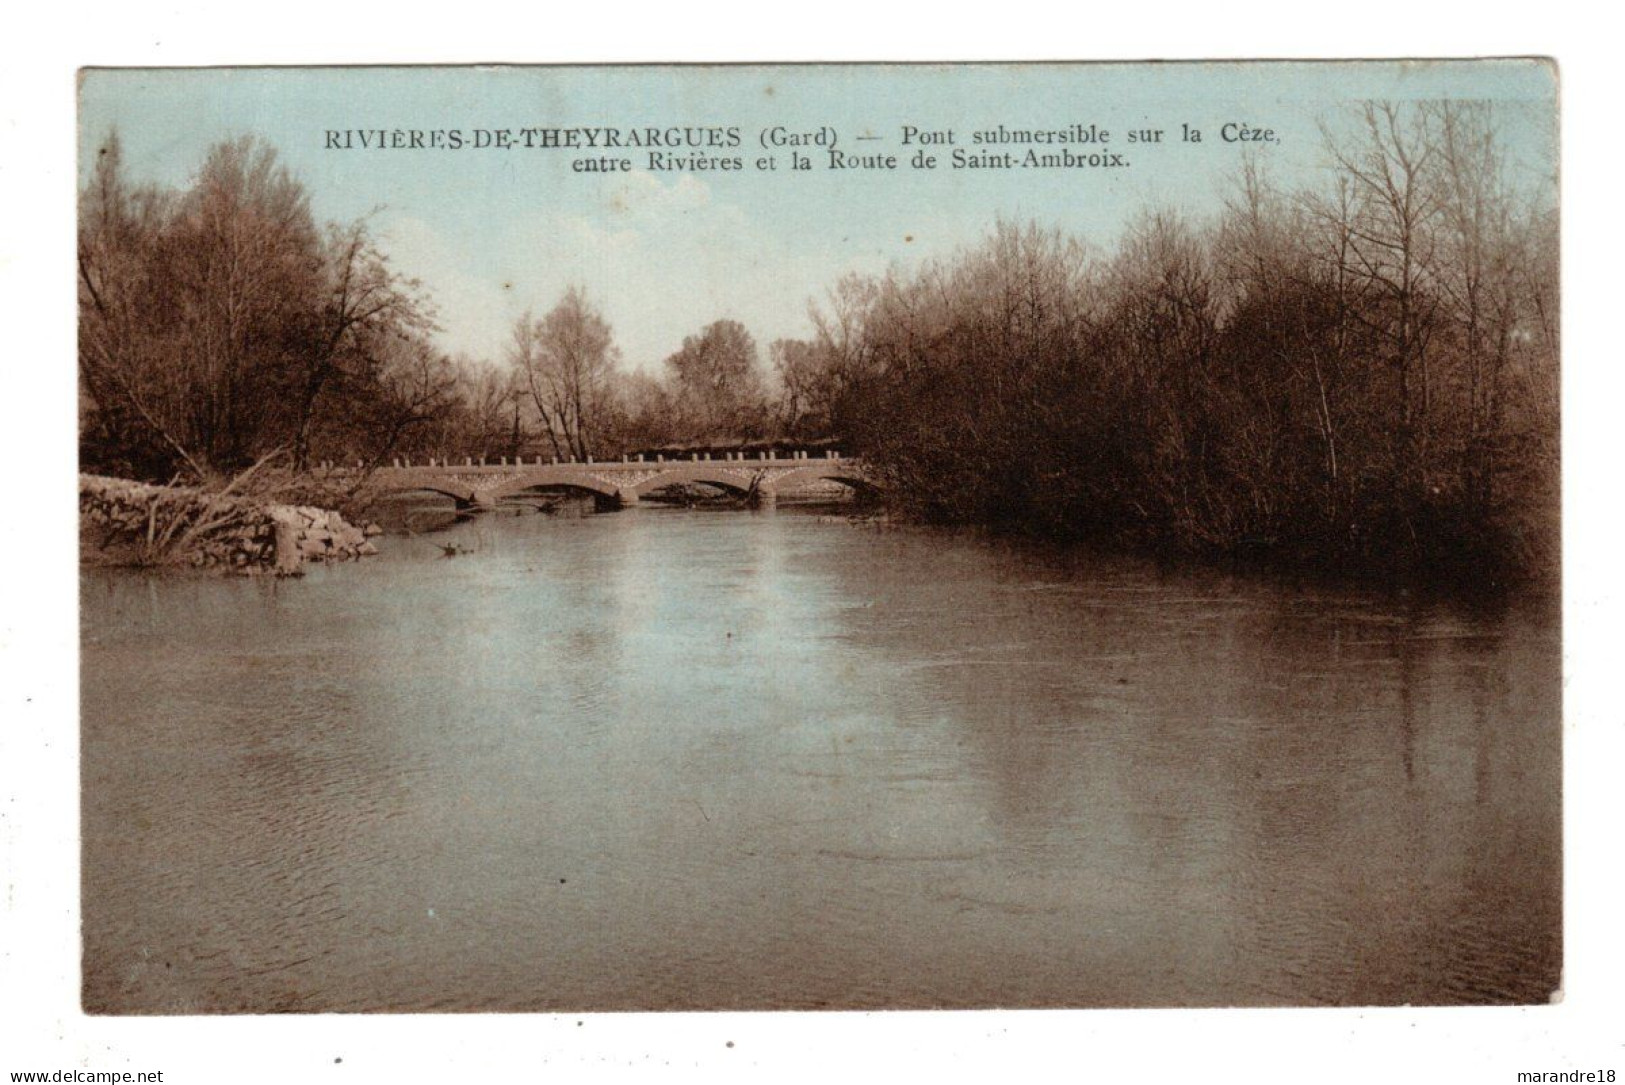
[495,480,624,502]
[371,484,483,509]
[633,471,755,498]
[823,474,879,495]
[769,467,879,498]
[477,471,622,504]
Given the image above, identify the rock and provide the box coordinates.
[81,473,378,576]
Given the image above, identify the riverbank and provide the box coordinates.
[79,474,379,575]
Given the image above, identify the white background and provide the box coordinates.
[2,5,1620,1083]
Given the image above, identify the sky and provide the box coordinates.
[78,61,1557,373]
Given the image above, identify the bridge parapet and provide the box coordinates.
[320,450,846,470]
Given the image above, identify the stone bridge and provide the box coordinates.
[341,452,870,509]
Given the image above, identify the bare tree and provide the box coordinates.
[664,319,768,440]
[769,338,821,437]
[79,130,453,482]
[289,222,436,469]
[1321,103,1445,484]
[78,131,197,477]
[510,287,618,460]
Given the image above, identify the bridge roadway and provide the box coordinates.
[342,452,869,509]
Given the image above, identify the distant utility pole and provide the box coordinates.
[510,389,523,459]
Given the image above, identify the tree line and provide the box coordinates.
[77,132,790,483]
[80,101,1557,577]
[771,102,1558,578]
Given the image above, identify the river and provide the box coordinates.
[80,502,1561,1011]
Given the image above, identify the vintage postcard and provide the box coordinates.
[76,60,1560,1013]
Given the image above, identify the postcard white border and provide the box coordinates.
[3,4,1621,1082]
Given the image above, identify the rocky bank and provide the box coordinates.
[80,474,380,575]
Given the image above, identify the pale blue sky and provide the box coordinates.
[79,61,1556,371]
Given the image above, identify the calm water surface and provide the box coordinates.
[81,505,1560,1011]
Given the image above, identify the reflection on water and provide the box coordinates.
[80,506,1560,1011]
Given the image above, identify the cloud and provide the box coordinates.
[599,170,712,220]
